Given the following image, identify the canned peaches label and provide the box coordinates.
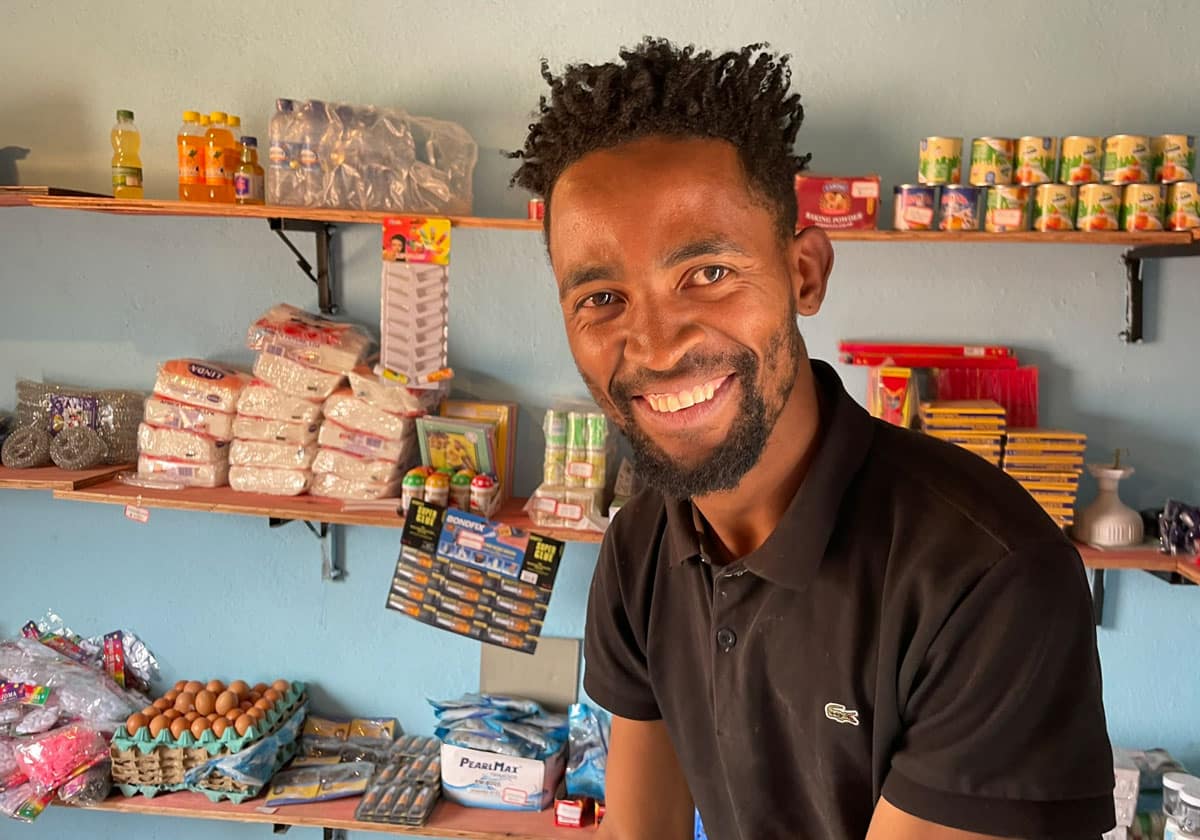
[919,137,962,185]
[1059,136,1101,184]
[1166,182,1200,230]
[969,138,1014,185]
[1076,184,1122,231]
[1015,136,1057,186]
[1122,184,1166,231]
[1032,185,1075,231]
[1152,135,1196,183]
[1102,135,1150,185]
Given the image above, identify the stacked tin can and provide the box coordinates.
[908,133,1198,232]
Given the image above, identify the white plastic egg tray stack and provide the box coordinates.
[380,262,448,385]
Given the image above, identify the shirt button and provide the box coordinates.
[716,627,737,652]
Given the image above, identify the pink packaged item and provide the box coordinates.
[228,466,312,496]
[236,380,323,424]
[14,724,107,794]
[231,416,320,445]
[143,396,235,441]
[137,423,228,463]
[311,448,403,484]
[311,472,401,501]
[152,359,251,413]
[246,303,373,374]
[323,390,414,441]
[317,420,413,463]
[253,352,345,399]
[229,439,317,469]
[137,455,229,488]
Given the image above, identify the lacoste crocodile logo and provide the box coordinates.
[824,702,860,726]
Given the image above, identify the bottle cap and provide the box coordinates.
[117,109,134,121]
[241,136,257,148]
[199,114,210,126]
[228,115,241,127]
[209,111,227,123]
[182,110,201,122]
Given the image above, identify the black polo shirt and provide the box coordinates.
[584,360,1115,840]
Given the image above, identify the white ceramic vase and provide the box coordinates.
[1072,464,1143,548]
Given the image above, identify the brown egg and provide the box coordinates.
[262,689,281,704]
[206,713,220,722]
[163,709,182,721]
[170,717,190,739]
[190,717,211,739]
[248,691,262,703]
[184,711,199,722]
[141,705,158,718]
[126,713,149,735]
[253,699,272,714]
[148,715,170,737]
[206,679,226,694]
[228,680,250,699]
[174,692,196,713]
[252,682,269,694]
[271,679,290,693]
[239,700,253,711]
[211,718,228,738]
[173,680,187,692]
[246,709,265,725]
[225,708,242,722]
[194,690,216,716]
[153,697,172,712]
[214,690,238,715]
[164,689,180,702]
[234,714,254,736]
[184,680,204,694]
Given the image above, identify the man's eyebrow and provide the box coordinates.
[559,264,616,301]
[660,237,750,268]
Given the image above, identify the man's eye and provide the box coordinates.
[581,291,617,308]
[689,266,729,285]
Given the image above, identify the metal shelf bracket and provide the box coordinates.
[268,517,345,582]
[1119,239,1200,344]
[268,218,337,315]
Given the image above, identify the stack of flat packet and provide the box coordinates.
[919,400,1007,467]
[230,303,373,496]
[135,360,251,488]
[1002,429,1087,527]
[311,371,422,501]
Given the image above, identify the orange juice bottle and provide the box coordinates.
[204,111,235,202]
[110,109,143,199]
[227,115,245,173]
[177,110,205,201]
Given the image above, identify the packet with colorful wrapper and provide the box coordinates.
[354,734,442,827]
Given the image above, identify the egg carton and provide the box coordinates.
[111,682,306,794]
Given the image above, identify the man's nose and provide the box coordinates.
[623,300,705,372]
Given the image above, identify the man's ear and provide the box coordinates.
[789,226,833,316]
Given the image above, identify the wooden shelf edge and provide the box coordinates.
[1073,540,1176,571]
[74,790,586,839]
[0,464,131,491]
[52,480,604,543]
[1175,560,1200,585]
[823,228,1199,245]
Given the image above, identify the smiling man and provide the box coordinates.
[511,39,1115,840]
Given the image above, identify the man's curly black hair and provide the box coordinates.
[509,37,811,240]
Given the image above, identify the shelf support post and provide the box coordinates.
[268,518,345,582]
[1090,569,1106,626]
[1118,253,1143,344]
[268,218,337,315]
[323,829,348,840]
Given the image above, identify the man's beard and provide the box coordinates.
[594,317,803,500]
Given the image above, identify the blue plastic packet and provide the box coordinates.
[435,705,501,724]
[426,693,488,713]
[481,694,542,716]
[443,726,537,758]
[485,719,562,755]
[566,703,609,801]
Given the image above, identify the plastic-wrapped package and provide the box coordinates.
[136,455,229,488]
[15,379,142,464]
[1,427,52,469]
[348,368,439,415]
[137,423,228,463]
[0,639,141,729]
[0,782,36,821]
[49,427,107,470]
[267,98,476,214]
[566,703,609,801]
[229,440,317,470]
[14,724,108,794]
[246,304,373,374]
[183,699,306,792]
[143,396,235,441]
[14,699,62,735]
[318,420,413,463]
[311,472,400,501]
[237,380,323,424]
[229,466,312,496]
[56,757,111,806]
[254,353,345,399]
[311,448,402,484]
[232,416,320,445]
[151,360,251,414]
[324,390,414,440]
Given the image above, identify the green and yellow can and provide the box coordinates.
[1058,136,1102,185]
[1076,183,1122,231]
[984,185,1030,232]
[1166,181,1200,231]
[969,137,1014,186]
[1032,184,1076,232]
[1152,134,1196,183]
[1121,183,1167,232]
[1015,136,1058,186]
[1102,135,1151,185]
[918,136,963,185]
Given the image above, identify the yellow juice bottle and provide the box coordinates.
[234,136,265,205]
[177,110,205,201]
[111,109,143,199]
[204,111,235,202]
[228,115,245,166]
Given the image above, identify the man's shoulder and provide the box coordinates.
[603,485,671,555]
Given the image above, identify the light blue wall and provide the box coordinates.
[2,2,1199,837]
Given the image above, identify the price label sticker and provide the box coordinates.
[124,505,150,524]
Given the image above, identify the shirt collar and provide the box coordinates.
[662,359,875,590]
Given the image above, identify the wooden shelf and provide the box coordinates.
[78,790,586,838]
[52,480,604,543]
[1175,560,1200,585]
[0,464,131,491]
[1073,540,1177,572]
[7,193,1198,243]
